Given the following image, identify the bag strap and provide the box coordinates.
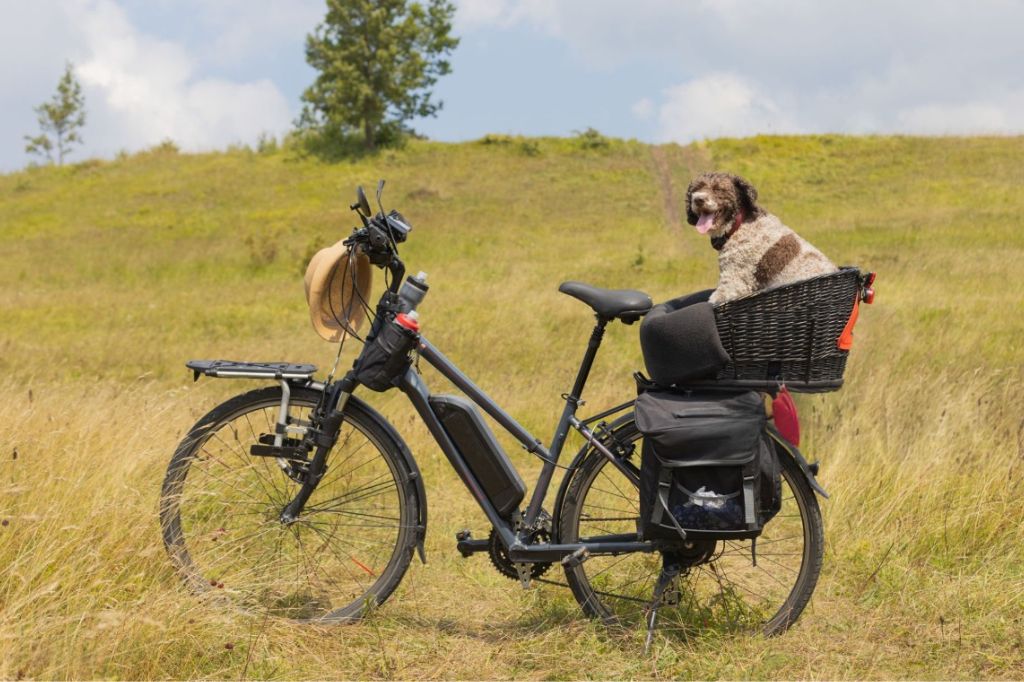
[653,468,688,541]
[743,475,757,529]
[650,467,673,526]
[743,457,758,530]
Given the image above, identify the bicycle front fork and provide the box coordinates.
[279,375,356,524]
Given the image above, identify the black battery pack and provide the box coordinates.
[428,394,526,518]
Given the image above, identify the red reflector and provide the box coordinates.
[772,387,800,446]
[864,287,875,304]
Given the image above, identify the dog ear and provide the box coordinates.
[732,175,759,217]
[685,178,699,225]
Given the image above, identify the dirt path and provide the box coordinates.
[650,143,712,234]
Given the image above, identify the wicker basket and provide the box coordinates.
[710,267,864,392]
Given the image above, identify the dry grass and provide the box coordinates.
[1,135,1023,679]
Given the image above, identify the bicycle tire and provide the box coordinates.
[558,414,823,637]
[160,385,419,622]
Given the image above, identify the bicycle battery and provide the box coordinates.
[427,394,526,518]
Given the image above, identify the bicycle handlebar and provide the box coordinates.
[344,209,412,268]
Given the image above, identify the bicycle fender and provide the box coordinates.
[766,424,829,499]
[346,395,429,564]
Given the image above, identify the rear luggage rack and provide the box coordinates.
[186,360,317,381]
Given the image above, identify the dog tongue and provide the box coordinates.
[695,213,715,234]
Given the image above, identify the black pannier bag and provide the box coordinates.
[635,389,781,540]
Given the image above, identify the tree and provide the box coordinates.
[300,0,458,151]
[25,62,86,166]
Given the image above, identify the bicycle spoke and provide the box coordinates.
[162,390,413,622]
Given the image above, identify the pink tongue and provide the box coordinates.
[695,213,715,234]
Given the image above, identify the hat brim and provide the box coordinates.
[305,241,372,342]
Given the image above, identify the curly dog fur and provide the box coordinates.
[686,172,837,305]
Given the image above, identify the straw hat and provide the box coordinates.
[303,240,373,341]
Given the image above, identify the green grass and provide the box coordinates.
[1,134,1023,679]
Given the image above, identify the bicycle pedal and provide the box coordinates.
[560,547,590,568]
[455,530,489,558]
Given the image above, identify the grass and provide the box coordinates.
[1,134,1023,679]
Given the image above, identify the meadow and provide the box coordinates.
[1,134,1022,679]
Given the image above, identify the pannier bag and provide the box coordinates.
[635,389,781,540]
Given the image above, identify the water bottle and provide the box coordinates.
[398,272,429,312]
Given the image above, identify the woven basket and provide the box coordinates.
[711,267,863,392]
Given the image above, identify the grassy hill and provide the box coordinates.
[1,135,1022,679]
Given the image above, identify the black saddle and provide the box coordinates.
[558,281,653,323]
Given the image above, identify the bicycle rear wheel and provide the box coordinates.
[160,386,419,621]
[558,415,823,637]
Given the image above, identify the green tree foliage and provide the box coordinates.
[300,0,459,152]
[25,62,87,166]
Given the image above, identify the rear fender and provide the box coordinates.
[766,424,828,499]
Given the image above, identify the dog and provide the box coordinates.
[685,172,837,305]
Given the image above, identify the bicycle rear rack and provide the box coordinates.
[186,359,317,381]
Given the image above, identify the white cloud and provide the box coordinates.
[895,97,1024,136]
[631,97,654,121]
[456,0,1024,140]
[655,74,795,142]
[0,0,295,169]
[71,0,292,155]
[181,0,323,69]
[455,0,558,32]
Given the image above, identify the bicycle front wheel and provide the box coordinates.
[558,415,823,637]
[160,386,419,621]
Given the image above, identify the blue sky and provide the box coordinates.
[2,0,1024,171]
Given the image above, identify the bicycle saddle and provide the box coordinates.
[558,281,653,323]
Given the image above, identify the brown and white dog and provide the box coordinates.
[685,172,837,305]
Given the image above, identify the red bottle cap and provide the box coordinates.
[395,313,420,332]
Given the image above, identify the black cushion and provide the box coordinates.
[639,289,731,385]
[558,281,653,320]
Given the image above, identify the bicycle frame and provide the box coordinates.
[392,319,654,564]
[281,231,657,563]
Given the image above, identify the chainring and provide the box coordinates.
[487,526,553,581]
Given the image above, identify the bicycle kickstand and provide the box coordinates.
[644,561,681,654]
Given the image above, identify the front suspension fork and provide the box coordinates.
[279,374,356,523]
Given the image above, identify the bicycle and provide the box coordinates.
[159,182,828,640]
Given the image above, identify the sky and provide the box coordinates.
[2,0,1024,171]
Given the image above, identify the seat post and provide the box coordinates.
[568,316,609,404]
